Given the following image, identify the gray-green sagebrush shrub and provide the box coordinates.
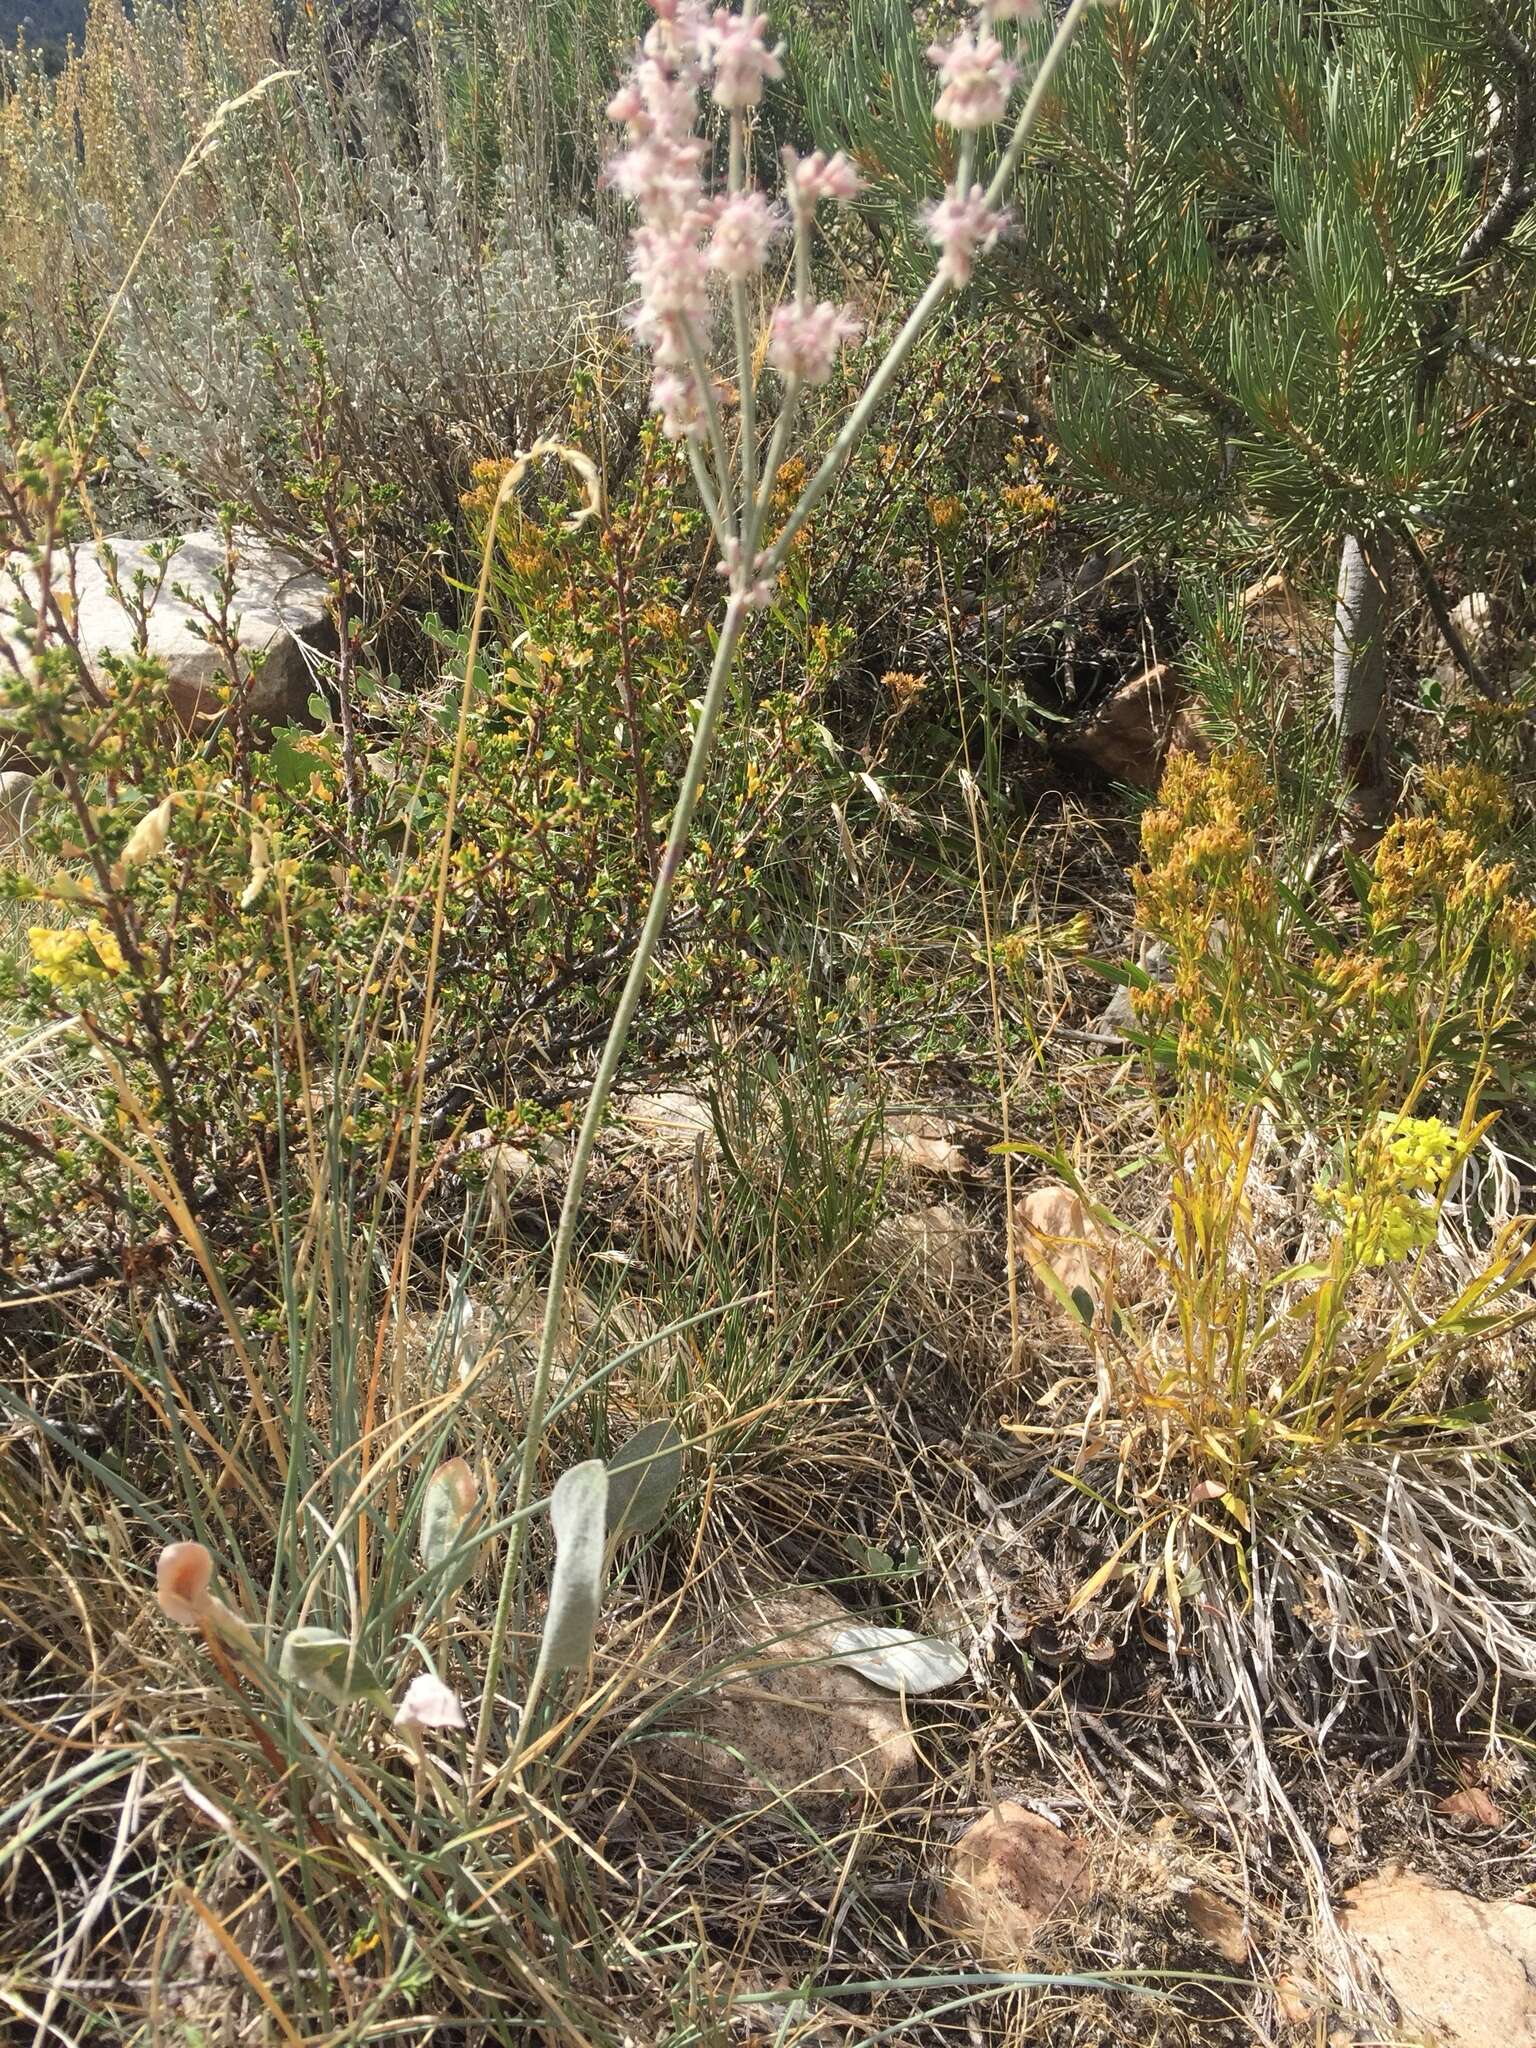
[0,4,623,572]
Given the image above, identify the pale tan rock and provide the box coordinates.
[876,1112,969,1179]
[1341,1868,1536,2048]
[650,1591,919,1814]
[1164,702,1211,763]
[619,1088,718,1160]
[1,530,330,729]
[1068,661,1185,790]
[934,1801,1092,1966]
[875,1201,976,1295]
[1436,1786,1505,1829]
[0,769,36,840]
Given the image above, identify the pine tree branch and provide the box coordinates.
[1417,11,1536,401]
[1396,525,1501,702]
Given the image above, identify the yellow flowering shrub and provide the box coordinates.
[27,921,125,991]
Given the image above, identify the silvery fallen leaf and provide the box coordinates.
[824,1624,968,1694]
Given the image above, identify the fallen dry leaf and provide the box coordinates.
[1436,1786,1505,1829]
[1179,1882,1249,1965]
[1015,1182,1103,1318]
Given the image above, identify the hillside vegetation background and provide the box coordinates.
[2,0,1535,2042]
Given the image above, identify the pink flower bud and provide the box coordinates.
[705,6,784,109]
[782,148,865,213]
[928,28,1017,131]
[766,300,863,385]
[708,191,785,277]
[923,185,1011,287]
[394,1673,468,1733]
[157,1541,214,1626]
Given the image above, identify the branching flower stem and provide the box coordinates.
[471,0,1091,1791]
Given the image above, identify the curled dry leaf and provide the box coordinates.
[1016,1182,1105,1324]
[157,1541,214,1625]
[278,1626,386,1708]
[118,795,174,872]
[156,1542,260,1656]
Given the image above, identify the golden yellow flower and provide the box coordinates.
[1422,762,1514,845]
[28,921,126,991]
[880,669,927,714]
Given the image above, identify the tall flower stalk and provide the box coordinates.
[472,0,1094,1788]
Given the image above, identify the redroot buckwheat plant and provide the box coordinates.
[469,0,1094,1780]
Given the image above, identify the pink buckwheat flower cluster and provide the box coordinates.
[604,0,1053,590]
[928,26,1017,130]
[921,0,1042,286]
[605,0,864,489]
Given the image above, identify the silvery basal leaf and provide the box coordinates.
[531,1458,609,1685]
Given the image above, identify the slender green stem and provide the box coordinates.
[683,318,737,544]
[471,591,752,1791]
[469,0,1091,1793]
[983,0,1094,210]
[729,112,759,541]
[753,380,800,527]
[763,272,949,577]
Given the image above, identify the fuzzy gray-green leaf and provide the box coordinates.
[605,1419,683,1544]
[824,1624,968,1695]
[278,1625,386,1707]
[418,1456,479,1603]
[532,1458,609,1683]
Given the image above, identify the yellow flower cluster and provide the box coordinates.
[771,454,809,512]
[880,669,927,714]
[1137,747,1274,931]
[927,495,964,531]
[1000,480,1058,522]
[639,601,682,640]
[28,921,125,991]
[1422,762,1515,843]
[1316,947,1408,1013]
[1370,814,1515,925]
[1318,1113,1461,1266]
